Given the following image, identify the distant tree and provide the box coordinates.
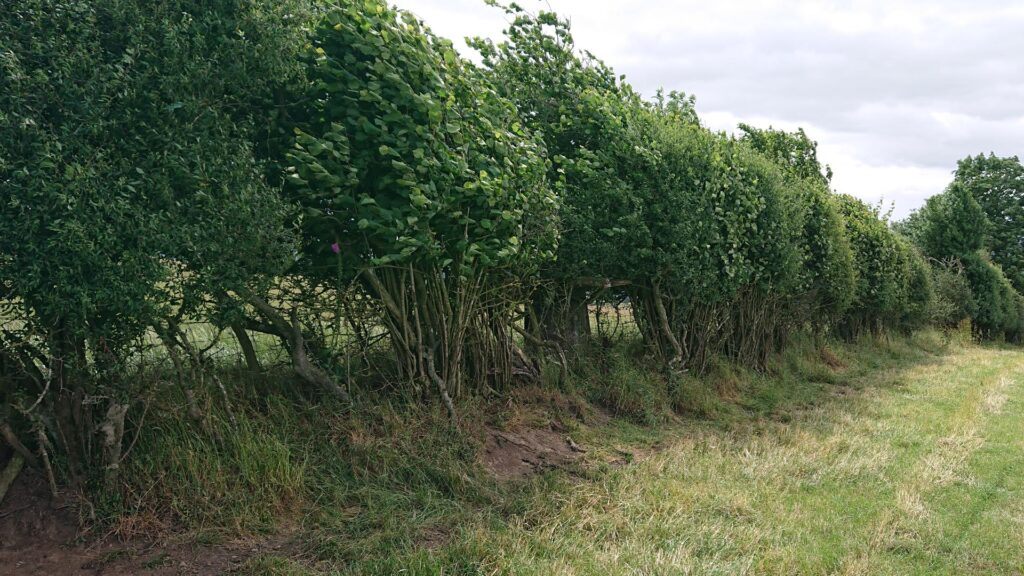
[898,182,989,260]
[897,170,1024,339]
[954,154,1024,291]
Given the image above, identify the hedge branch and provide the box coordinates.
[0,454,24,507]
[247,294,351,403]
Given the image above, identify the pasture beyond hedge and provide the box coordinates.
[1,0,1023,504]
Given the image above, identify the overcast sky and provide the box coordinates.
[397,0,1023,218]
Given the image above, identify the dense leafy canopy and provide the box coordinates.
[739,126,855,320]
[0,0,306,345]
[738,124,833,188]
[464,3,929,368]
[836,196,924,332]
[898,183,988,260]
[469,6,648,285]
[0,0,312,486]
[954,154,1024,292]
[899,174,1024,340]
[287,2,555,281]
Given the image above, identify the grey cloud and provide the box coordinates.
[618,12,1024,169]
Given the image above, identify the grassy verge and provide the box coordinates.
[112,329,1024,574]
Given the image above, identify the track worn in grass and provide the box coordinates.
[331,339,1024,575]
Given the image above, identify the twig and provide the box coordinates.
[0,504,31,519]
[22,374,51,414]
[37,428,58,499]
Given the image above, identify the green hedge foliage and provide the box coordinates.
[0,0,310,484]
[962,254,1023,339]
[287,3,555,280]
[835,195,926,334]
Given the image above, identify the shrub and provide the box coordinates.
[929,262,977,327]
[0,0,307,487]
[899,239,935,331]
[795,181,858,322]
[962,253,1019,339]
[286,1,557,401]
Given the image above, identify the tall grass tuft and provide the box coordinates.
[121,384,309,535]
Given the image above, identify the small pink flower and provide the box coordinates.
[331,242,341,254]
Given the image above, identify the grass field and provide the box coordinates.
[183,334,1017,575]
[436,346,1024,576]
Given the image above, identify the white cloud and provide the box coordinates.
[400,0,1024,218]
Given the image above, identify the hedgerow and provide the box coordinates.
[285,1,557,410]
[0,0,1017,505]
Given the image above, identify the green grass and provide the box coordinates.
[115,331,1024,574]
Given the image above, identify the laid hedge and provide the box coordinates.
[0,0,1011,495]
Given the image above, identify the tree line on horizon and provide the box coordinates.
[2,0,1023,497]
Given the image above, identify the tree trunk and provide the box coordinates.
[99,402,128,492]
[651,281,684,368]
[529,284,591,354]
[230,324,262,373]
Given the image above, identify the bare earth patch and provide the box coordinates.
[0,469,300,576]
[417,525,452,551]
[482,425,583,481]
